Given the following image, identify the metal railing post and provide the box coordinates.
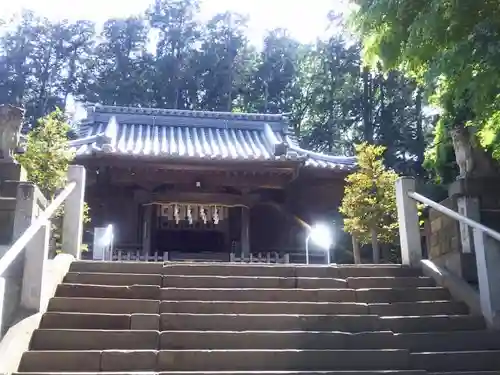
[395,177,422,266]
[62,165,86,259]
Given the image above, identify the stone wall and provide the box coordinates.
[423,177,500,285]
[0,164,27,335]
[427,197,460,259]
[425,197,462,275]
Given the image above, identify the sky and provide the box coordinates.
[0,0,349,46]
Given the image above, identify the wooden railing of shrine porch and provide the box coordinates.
[0,165,86,337]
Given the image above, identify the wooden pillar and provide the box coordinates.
[241,206,250,257]
[142,205,152,256]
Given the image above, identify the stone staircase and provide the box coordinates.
[13,261,500,374]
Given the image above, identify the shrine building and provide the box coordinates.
[70,104,356,261]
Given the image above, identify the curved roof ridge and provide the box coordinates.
[90,104,287,123]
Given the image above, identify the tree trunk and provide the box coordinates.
[371,228,380,263]
[451,122,497,179]
[352,236,361,264]
[415,87,425,175]
[362,66,374,143]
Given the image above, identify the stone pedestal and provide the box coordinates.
[425,176,500,285]
[449,177,500,284]
[0,162,26,184]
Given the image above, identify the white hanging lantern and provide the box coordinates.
[213,206,220,224]
[174,204,180,224]
[200,205,207,224]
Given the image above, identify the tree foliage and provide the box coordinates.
[350,0,500,181]
[16,109,74,197]
[339,143,399,257]
[0,3,431,176]
[16,109,90,252]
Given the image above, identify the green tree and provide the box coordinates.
[16,109,90,252]
[85,16,151,107]
[350,0,500,181]
[16,109,74,197]
[0,11,96,126]
[339,143,399,263]
[0,5,430,178]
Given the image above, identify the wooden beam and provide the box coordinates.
[79,155,299,174]
[103,167,293,189]
[151,191,260,207]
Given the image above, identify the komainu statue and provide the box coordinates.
[0,105,24,162]
[451,123,497,179]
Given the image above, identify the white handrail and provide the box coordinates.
[408,191,500,242]
[0,181,76,276]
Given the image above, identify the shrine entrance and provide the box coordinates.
[142,202,232,260]
[156,229,225,253]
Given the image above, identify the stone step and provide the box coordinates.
[160,288,357,302]
[368,301,468,316]
[162,275,348,289]
[18,349,412,372]
[29,329,500,352]
[70,261,164,274]
[30,330,159,350]
[56,283,160,299]
[380,315,485,333]
[79,275,437,291]
[64,272,162,286]
[158,300,466,316]
[48,297,160,314]
[410,350,500,372]
[159,330,500,351]
[161,330,394,350]
[39,312,159,330]
[160,300,370,315]
[163,349,412,371]
[55,284,450,303]
[346,277,435,288]
[355,288,450,303]
[158,313,482,333]
[39,312,132,330]
[398,331,500,352]
[162,263,421,278]
[159,313,382,332]
[15,372,429,375]
[70,261,420,278]
[159,287,449,303]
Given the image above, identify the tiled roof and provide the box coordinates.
[71,104,356,171]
